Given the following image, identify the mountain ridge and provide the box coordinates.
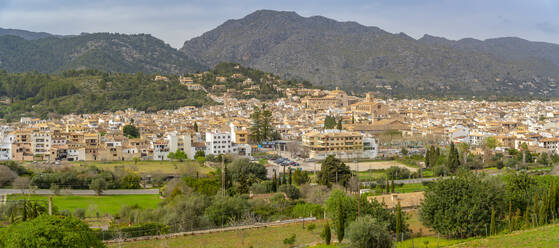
[3,10,559,98]
[181,10,559,98]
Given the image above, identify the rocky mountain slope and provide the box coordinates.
[181,10,559,98]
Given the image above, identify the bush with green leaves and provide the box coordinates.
[385,166,410,180]
[73,208,86,219]
[123,124,140,138]
[279,184,301,200]
[90,177,107,195]
[283,234,296,246]
[326,189,404,234]
[420,172,505,238]
[347,216,392,248]
[120,172,141,189]
[291,202,323,219]
[318,155,352,187]
[204,195,250,226]
[0,215,104,248]
[249,181,274,194]
[227,158,267,182]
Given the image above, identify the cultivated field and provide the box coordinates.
[7,194,162,216]
[109,220,329,248]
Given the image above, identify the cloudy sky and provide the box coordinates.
[1,0,559,48]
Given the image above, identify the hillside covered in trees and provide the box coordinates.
[0,69,215,121]
[0,63,307,121]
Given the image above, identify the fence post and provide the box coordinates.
[48,196,52,216]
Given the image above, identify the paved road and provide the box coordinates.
[0,189,159,195]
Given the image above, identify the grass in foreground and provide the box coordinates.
[7,194,161,217]
[452,223,559,248]
[109,220,328,248]
[397,236,467,248]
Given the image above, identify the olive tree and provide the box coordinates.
[347,216,392,248]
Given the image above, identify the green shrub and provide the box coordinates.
[347,216,392,248]
[0,215,104,248]
[73,208,86,219]
[279,184,301,200]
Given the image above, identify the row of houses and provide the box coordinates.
[0,123,252,162]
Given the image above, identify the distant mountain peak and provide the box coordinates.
[181,10,559,98]
[0,27,56,40]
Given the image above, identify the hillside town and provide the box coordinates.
[3,78,559,163]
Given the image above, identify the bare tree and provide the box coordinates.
[12,176,31,194]
[0,165,16,187]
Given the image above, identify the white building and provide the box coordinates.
[31,131,52,161]
[0,128,14,160]
[363,136,379,159]
[206,131,232,155]
[167,132,194,159]
[153,141,170,160]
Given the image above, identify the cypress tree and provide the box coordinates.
[395,202,402,238]
[508,201,512,232]
[282,165,286,185]
[514,208,522,231]
[272,170,278,192]
[322,222,331,245]
[425,146,431,168]
[385,179,389,193]
[288,169,292,185]
[523,204,530,229]
[391,178,395,193]
[490,208,496,236]
[448,143,460,172]
[336,118,343,130]
[533,195,539,227]
[336,199,345,243]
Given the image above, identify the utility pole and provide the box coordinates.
[221,155,225,197]
[355,159,360,217]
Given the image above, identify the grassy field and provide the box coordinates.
[7,194,161,217]
[67,160,215,175]
[357,170,386,181]
[109,220,330,248]
[397,236,468,248]
[395,183,426,193]
[453,223,559,248]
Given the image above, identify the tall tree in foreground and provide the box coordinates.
[321,221,331,245]
[336,198,345,243]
